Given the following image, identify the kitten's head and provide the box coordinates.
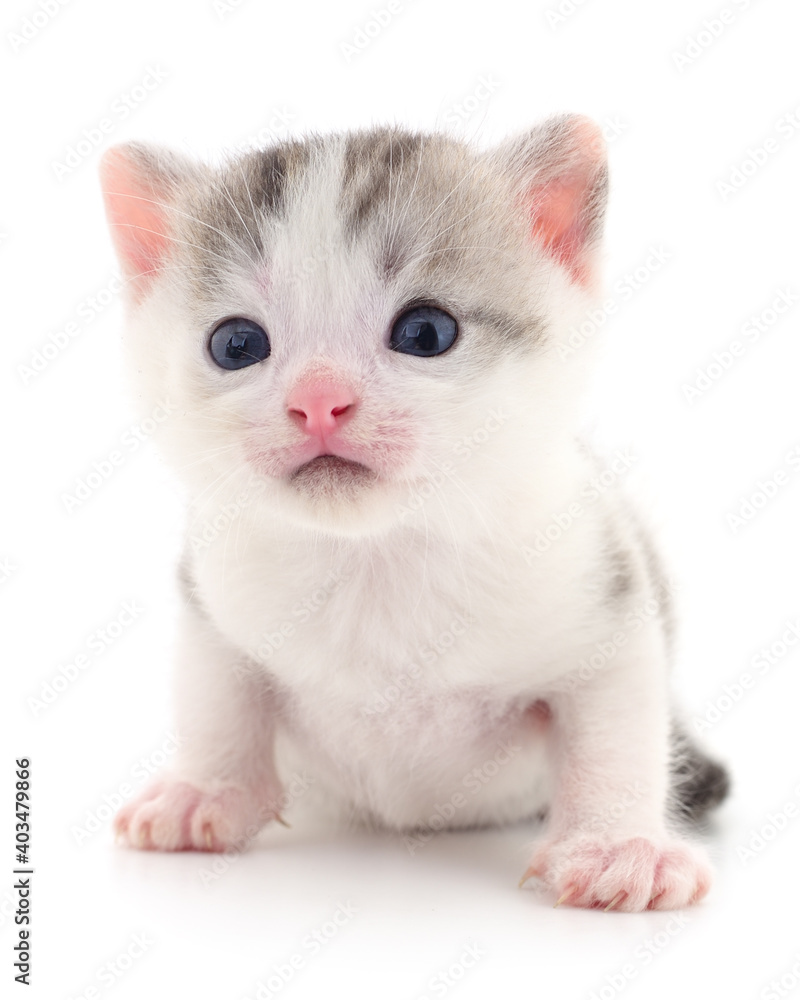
[99,116,607,537]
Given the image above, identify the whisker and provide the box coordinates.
[216,174,263,263]
[107,221,245,269]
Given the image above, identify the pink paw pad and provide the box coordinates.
[522,835,712,912]
[114,779,275,852]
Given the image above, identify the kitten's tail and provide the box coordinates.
[668,718,731,823]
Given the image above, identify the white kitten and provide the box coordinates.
[100,115,728,911]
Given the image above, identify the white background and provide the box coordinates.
[4,0,800,997]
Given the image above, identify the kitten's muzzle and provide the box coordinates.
[283,376,373,481]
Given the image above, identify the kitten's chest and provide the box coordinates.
[192,523,576,696]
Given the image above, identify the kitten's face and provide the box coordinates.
[101,120,606,535]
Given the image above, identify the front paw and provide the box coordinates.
[114,778,279,852]
[522,835,712,911]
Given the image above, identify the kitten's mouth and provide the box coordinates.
[289,454,376,494]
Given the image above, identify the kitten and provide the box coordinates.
[100,115,728,911]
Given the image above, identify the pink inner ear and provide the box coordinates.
[528,174,593,285]
[100,149,173,299]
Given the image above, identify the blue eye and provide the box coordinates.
[390,306,458,357]
[209,318,270,370]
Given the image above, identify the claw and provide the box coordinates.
[203,824,214,850]
[518,865,539,888]
[275,813,291,829]
[604,891,626,912]
[554,886,577,909]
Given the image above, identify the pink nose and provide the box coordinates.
[286,380,357,440]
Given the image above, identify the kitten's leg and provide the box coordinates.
[115,606,283,852]
[523,622,713,911]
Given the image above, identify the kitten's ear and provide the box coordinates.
[498,114,607,286]
[99,142,197,300]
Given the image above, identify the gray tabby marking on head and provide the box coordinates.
[458,307,536,345]
[337,128,504,294]
[339,128,429,242]
[180,140,315,283]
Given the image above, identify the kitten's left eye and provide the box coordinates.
[390,306,458,357]
[208,318,270,370]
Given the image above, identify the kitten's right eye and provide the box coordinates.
[208,318,271,370]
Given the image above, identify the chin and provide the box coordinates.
[272,456,407,537]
